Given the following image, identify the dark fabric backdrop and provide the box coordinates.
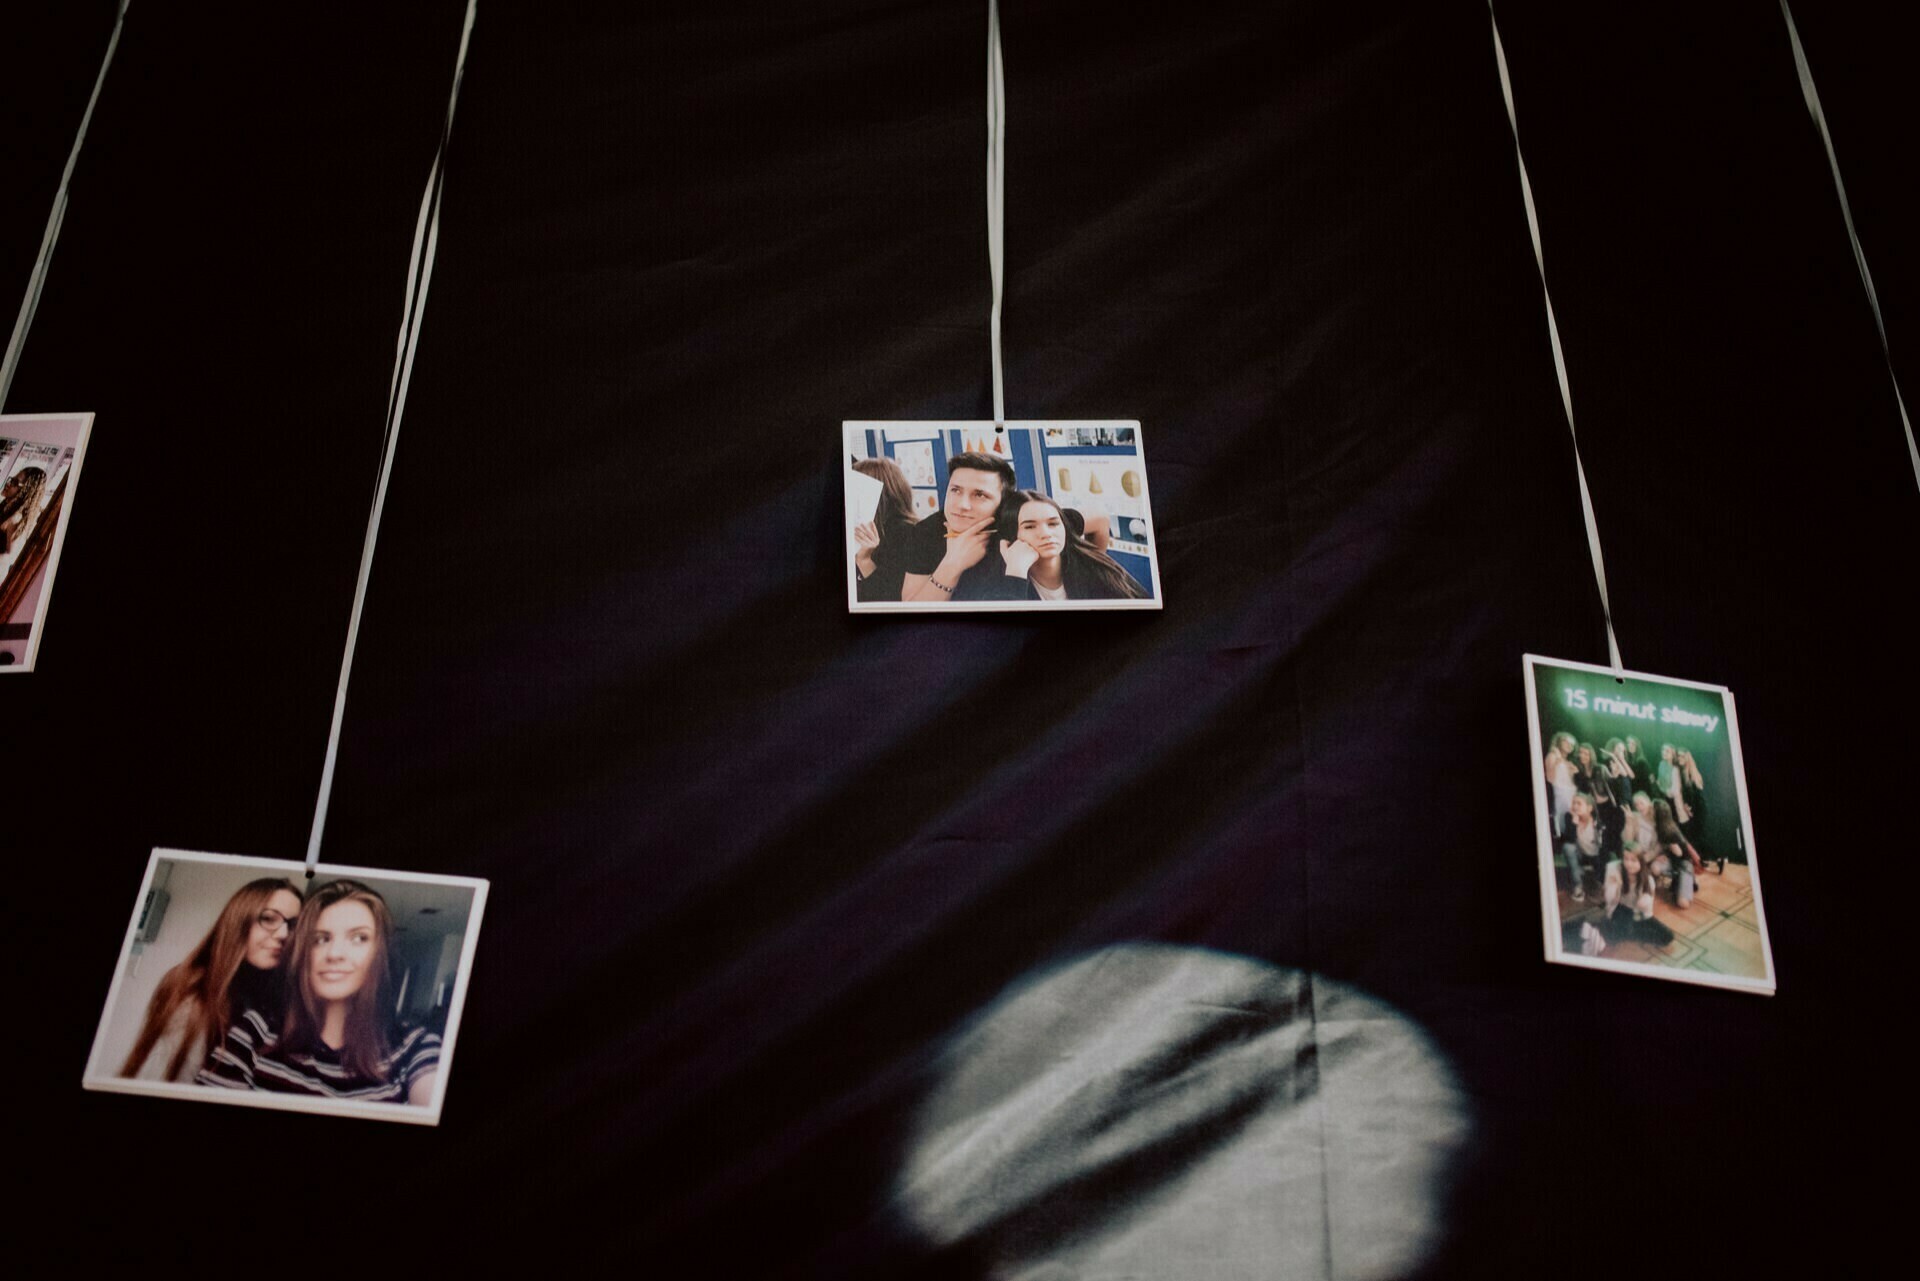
[7,1,1911,1273]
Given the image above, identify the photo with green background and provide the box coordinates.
[1532,663,1746,862]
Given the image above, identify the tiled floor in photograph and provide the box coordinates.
[1557,861,1765,979]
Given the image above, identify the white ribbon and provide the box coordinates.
[1778,1,1918,492]
[306,0,477,871]
[1486,4,1624,674]
[0,1,131,411]
[986,0,1007,425]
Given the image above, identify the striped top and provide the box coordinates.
[198,1007,441,1105]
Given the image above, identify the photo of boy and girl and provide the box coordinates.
[86,851,486,1124]
[844,423,1161,612]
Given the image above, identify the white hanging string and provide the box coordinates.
[0,1,131,411]
[1778,1,1918,492]
[1486,4,1624,674]
[306,0,477,872]
[986,0,1007,425]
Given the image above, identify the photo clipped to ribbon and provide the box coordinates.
[1524,655,1775,995]
[0,413,92,672]
[84,849,488,1125]
[77,1,488,1129]
[845,422,1162,613]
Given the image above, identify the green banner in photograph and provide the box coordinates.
[1530,663,1743,860]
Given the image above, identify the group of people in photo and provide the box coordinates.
[120,876,442,1106]
[1543,732,1731,950]
[851,449,1147,603]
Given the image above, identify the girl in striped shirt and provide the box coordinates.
[201,879,440,1106]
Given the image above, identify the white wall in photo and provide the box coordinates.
[96,858,479,1079]
[95,857,253,1076]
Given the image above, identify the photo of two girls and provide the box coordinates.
[85,851,486,1124]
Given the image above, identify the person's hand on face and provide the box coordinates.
[1000,535,1039,578]
[853,520,881,574]
[940,516,996,575]
[944,470,1000,529]
[1007,500,1063,578]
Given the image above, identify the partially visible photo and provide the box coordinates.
[1,413,92,671]
[1524,655,1775,995]
[844,422,1162,613]
[85,850,488,1125]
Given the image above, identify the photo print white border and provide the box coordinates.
[1,412,94,673]
[83,848,490,1126]
[843,421,1164,614]
[1523,654,1776,996]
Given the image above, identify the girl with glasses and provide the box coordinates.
[120,878,304,1083]
[200,879,441,1106]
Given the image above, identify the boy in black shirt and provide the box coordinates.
[896,450,1027,603]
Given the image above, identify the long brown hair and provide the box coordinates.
[1652,799,1685,845]
[121,877,302,1080]
[1000,490,1146,600]
[281,879,397,1081]
[853,456,918,539]
[0,465,47,550]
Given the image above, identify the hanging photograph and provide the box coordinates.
[84,849,489,1125]
[1,413,92,672]
[1523,655,1774,995]
[843,421,1163,612]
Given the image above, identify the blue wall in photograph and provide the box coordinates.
[855,428,1155,598]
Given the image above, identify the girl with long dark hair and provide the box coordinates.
[851,456,920,603]
[998,490,1146,601]
[1625,736,1655,799]
[1570,743,1601,801]
[1676,749,1715,870]
[200,879,441,1105]
[120,877,303,1082]
[1652,799,1702,908]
